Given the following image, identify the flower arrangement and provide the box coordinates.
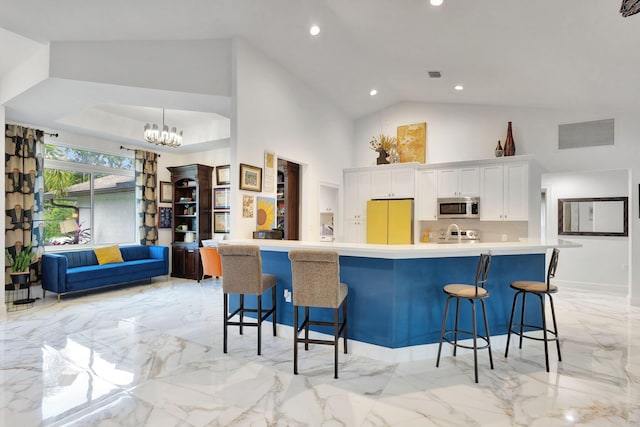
[369,134,397,153]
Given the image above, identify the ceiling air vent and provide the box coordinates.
[427,71,442,78]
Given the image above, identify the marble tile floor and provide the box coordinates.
[1,278,639,426]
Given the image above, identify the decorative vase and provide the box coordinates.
[504,122,516,156]
[495,140,503,157]
[376,150,389,165]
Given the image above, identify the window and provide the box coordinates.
[43,144,135,248]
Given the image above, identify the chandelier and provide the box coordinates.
[143,108,183,147]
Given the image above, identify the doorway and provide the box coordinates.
[277,159,300,240]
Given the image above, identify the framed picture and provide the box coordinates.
[239,163,262,192]
[159,181,172,203]
[158,207,172,228]
[214,187,230,209]
[216,164,230,185]
[214,211,230,233]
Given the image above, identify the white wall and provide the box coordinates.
[355,102,639,303]
[543,170,629,295]
[231,38,354,240]
[49,40,232,97]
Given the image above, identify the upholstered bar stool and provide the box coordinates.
[505,248,561,372]
[436,253,492,383]
[288,250,348,379]
[199,246,222,282]
[217,245,276,355]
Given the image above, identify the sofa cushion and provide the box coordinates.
[94,245,124,265]
[65,259,165,291]
[63,250,98,268]
[120,245,150,261]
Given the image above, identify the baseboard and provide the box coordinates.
[554,279,628,297]
[272,321,509,364]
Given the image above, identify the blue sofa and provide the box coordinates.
[42,245,169,300]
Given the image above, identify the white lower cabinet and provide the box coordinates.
[480,162,528,221]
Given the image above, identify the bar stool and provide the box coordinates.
[505,248,561,372]
[217,245,276,355]
[288,250,348,379]
[436,253,492,383]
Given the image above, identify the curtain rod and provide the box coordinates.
[44,131,58,137]
[119,145,161,157]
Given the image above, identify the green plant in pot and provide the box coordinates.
[6,243,36,290]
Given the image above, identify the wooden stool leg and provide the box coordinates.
[453,297,460,356]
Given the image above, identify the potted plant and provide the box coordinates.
[6,243,36,290]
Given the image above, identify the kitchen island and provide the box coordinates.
[224,239,579,362]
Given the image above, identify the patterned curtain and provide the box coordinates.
[5,124,45,286]
[135,150,158,245]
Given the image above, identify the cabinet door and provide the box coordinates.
[343,219,366,243]
[503,162,528,220]
[184,247,201,280]
[370,169,392,199]
[458,167,480,197]
[390,168,415,198]
[480,165,504,220]
[344,171,371,219]
[437,169,459,197]
[171,246,186,278]
[417,169,438,220]
[371,168,415,199]
[319,184,338,213]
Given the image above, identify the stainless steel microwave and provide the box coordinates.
[437,197,480,219]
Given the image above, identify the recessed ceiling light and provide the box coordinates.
[454,85,464,91]
[428,71,442,78]
[369,89,378,96]
[430,0,444,6]
[310,25,320,36]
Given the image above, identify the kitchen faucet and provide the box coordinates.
[446,223,461,243]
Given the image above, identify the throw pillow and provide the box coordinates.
[94,245,124,265]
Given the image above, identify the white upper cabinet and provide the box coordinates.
[437,167,479,197]
[319,183,338,213]
[344,170,371,219]
[417,169,438,220]
[480,161,528,221]
[370,166,415,199]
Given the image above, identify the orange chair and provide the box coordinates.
[200,247,222,282]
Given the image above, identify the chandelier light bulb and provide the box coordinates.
[143,108,182,147]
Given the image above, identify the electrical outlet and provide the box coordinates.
[501,234,508,242]
[284,289,291,303]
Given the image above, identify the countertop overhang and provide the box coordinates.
[220,239,580,259]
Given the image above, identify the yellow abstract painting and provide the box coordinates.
[397,122,427,163]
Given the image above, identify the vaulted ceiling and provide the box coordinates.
[1,0,638,150]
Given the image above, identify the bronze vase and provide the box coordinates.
[504,122,516,156]
[376,150,389,165]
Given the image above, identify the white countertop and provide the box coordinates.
[222,238,581,259]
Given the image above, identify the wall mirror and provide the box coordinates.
[558,197,628,236]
